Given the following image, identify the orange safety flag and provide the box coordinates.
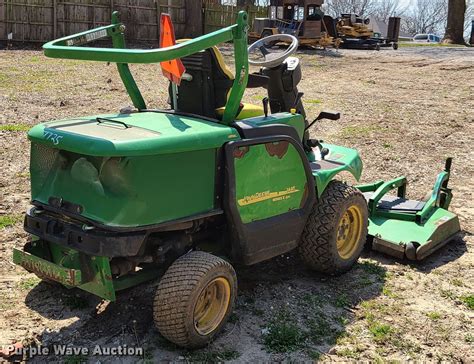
[159,13,185,85]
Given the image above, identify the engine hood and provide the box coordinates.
[28,111,240,156]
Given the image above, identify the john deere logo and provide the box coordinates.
[238,186,299,206]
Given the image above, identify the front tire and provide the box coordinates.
[153,251,237,348]
[298,181,368,275]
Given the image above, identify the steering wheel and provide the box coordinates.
[248,34,299,69]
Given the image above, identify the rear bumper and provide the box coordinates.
[24,208,146,258]
[13,248,82,286]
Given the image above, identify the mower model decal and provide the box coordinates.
[238,186,299,206]
[43,130,63,145]
[234,142,307,223]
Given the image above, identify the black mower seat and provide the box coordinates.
[171,42,264,120]
[363,192,426,214]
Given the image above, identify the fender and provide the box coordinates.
[311,143,363,197]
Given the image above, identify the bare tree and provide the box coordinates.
[402,0,448,35]
[373,0,408,23]
[465,0,474,35]
[325,0,379,18]
[443,0,467,43]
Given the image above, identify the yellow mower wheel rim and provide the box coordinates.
[336,205,363,259]
[193,277,231,336]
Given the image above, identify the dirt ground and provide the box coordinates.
[0,45,473,363]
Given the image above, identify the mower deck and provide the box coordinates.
[358,159,461,260]
[367,207,460,260]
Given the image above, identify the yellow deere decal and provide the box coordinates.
[238,186,299,206]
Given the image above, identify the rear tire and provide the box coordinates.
[298,181,368,275]
[153,251,237,348]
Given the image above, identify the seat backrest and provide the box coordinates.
[169,46,234,118]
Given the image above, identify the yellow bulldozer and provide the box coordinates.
[336,13,400,50]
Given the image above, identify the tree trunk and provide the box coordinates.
[443,0,466,44]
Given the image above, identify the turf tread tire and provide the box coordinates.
[153,251,237,348]
[298,180,368,275]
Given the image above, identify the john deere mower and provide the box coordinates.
[13,11,460,348]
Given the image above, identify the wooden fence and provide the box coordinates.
[203,1,267,34]
[0,0,198,43]
[0,0,267,44]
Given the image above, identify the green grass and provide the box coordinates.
[382,143,392,148]
[399,42,466,48]
[263,310,306,353]
[251,94,265,101]
[308,350,321,360]
[335,294,349,308]
[17,276,41,290]
[461,295,474,310]
[0,297,15,310]
[339,125,378,138]
[0,68,63,92]
[382,286,398,299]
[304,99,322,104]
[439,288,456,300]
[0,215,23,229]
[369,322,393,342]
[358,261,386,281]
[300,293,323,308]
[0,124,31,132]
[450,278,464,287]
[337,347,360,359]
[465,333,474,343]
[185,349,240,362]
[307,315,331,344]
[426,311,441,321]
[357,274,373,287]
[64,354,88,364]
[337,315,350,326]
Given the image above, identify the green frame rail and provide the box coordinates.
[43,11,250,125]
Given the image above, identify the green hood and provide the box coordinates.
[28,112,240,157]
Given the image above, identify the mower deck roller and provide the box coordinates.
[13,10,461,349]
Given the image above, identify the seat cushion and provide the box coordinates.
[215,103,265,120]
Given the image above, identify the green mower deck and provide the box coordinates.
[358,158,460,260]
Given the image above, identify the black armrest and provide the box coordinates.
[247,73,269,89]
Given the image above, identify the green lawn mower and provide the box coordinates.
[13,11,460,348]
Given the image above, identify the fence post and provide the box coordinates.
[53,0,57,38]
[0,0,5,41]
[156,1,161,41]
[185,0,202,37]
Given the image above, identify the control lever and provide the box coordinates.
[262,97,269,117]
[294,92,304,110]
[305,110,341,131]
